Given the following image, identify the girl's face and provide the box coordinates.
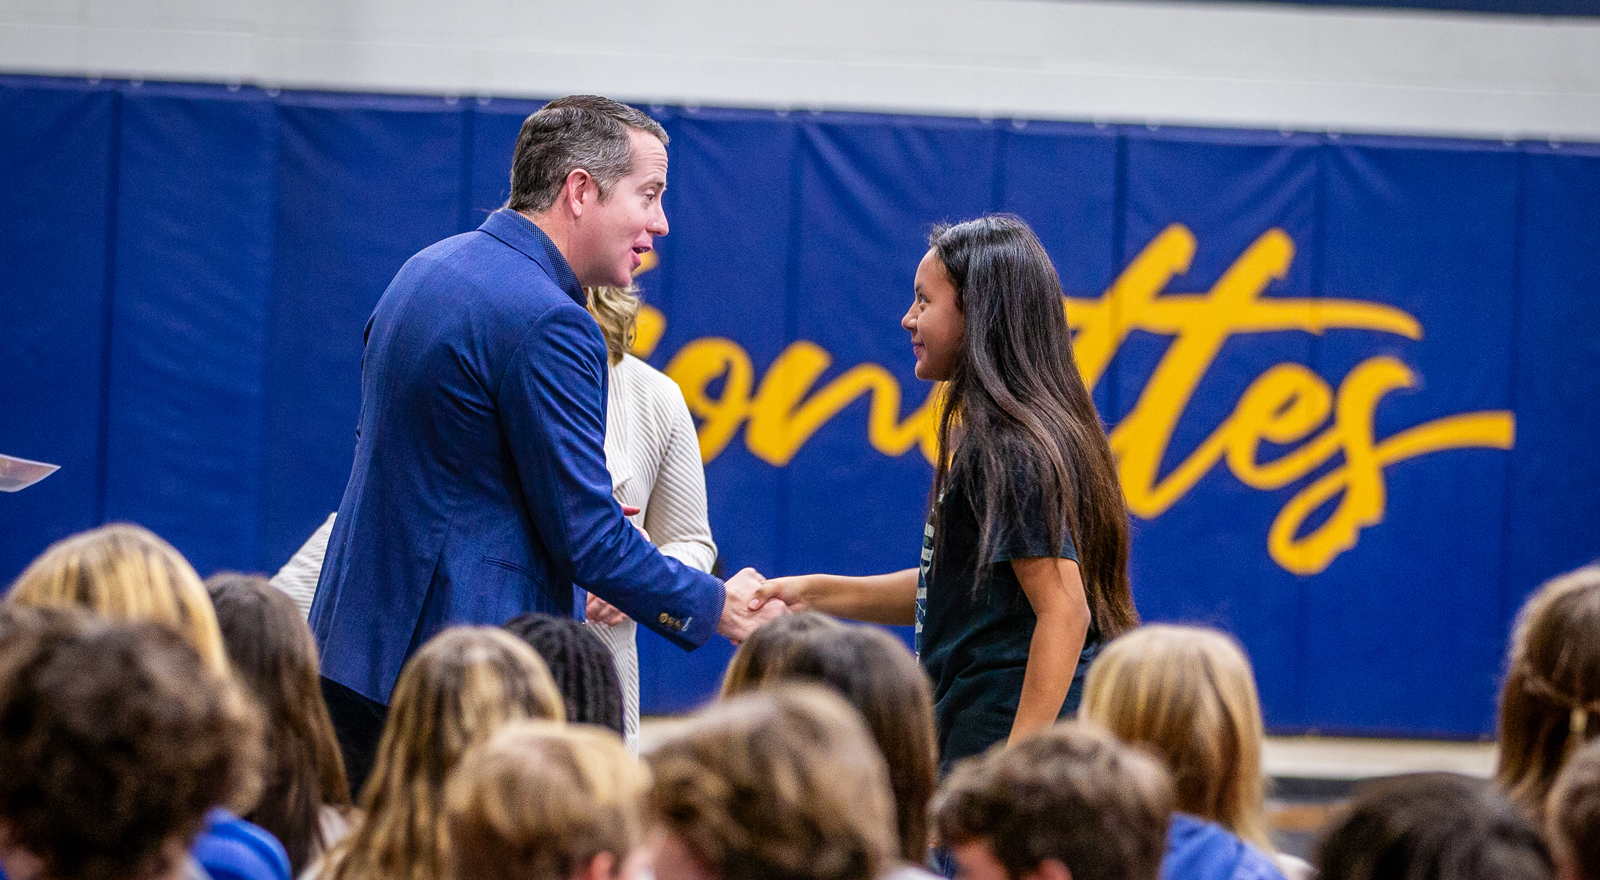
[903,249,965,381]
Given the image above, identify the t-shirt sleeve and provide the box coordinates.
[983,464,1079,565]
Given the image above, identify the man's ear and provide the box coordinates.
[1023,859,1073,880]
[562,168,596,218]
[574,851,617,880]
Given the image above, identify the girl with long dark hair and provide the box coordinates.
[207,573,354,877]
[754,214,1137,772]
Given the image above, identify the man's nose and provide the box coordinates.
[648,204,668,236]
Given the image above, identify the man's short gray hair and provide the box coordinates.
[505,95,669,215]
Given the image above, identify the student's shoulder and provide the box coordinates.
[192,809,291,880]
[1162,814,1287,880]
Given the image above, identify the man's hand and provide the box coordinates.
[585,592,629,626]
[718,567,788,644]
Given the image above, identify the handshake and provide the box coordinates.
[717,567,794,644]
[586,568,802,645]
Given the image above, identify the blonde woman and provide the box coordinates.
[315,626,563,880]
[1496,562,1600,824]
[1081,624,1308,880]
[583,284,718,753]
[445,721,650,880]
[7,522,229,676]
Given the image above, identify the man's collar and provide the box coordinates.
[479,209,585,307]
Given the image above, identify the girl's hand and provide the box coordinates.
[585,592,630,626]
[749,576,811,613]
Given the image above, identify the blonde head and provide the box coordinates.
[6,523,228,677]
[323,627,565,880]
[585,286,641,366]
[446,721,649,880]
[1081,624,1272,853]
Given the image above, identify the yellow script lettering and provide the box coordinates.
[635,224,1515,574]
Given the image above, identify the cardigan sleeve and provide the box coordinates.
[640,366,719,574]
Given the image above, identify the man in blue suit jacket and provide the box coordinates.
[310,96,780,785]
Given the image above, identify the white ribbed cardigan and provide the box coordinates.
[589,354,718,751]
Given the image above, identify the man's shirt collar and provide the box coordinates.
[482,208,585,307]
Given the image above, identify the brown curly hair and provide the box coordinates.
[0,608,262,880]
[446,721,649,880]
[931,722,1173,880]
[648,685,897,880]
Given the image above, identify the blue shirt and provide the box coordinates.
[1162,813,1287,880]
[192,810,291,880]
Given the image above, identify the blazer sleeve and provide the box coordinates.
[497,302,724,649]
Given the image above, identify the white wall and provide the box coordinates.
[3,0,1599,141]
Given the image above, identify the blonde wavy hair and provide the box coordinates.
[446,721,649,880]
[1081,624,1274,854]
[322,627,565,880]
[585,286,641,365]
[1496,563,1600,824]
[6,523,229,677]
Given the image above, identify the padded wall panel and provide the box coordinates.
[257,94,468,570]
[0,80,115,581]
[101,84,276,575]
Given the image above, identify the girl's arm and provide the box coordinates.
[1009,557,1091,746]
[749,569,919,626]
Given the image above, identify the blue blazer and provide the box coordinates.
[311,209,724,704]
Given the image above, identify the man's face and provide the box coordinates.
[569,127,669,288]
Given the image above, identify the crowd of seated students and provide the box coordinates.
[1,522,1598,880]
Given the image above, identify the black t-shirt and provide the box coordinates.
[915,464,1103,775]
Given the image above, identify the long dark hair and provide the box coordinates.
[927,214,1137,638]
[206,573,352,875]
[764,624,939,864]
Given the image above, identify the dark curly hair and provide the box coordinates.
[502,612,624,735]
[0,608,262,880]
